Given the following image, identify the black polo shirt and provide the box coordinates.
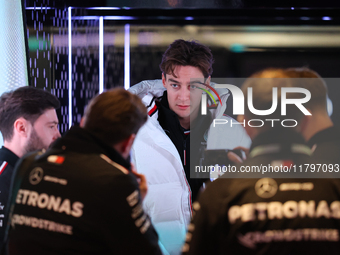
[0,146,19,248]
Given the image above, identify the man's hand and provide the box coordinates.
[227,146,249,164]
[131,163,148,201]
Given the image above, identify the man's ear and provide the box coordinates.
[121,134,136,159]
[205,76,211,86]
[13,117,31,138]
[162,73,166,88]
[80,117,85,128]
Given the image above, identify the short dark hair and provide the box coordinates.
[83,88,147,145]
[159,39,214,78]
[284,67,328,113]
[241,68,305,124]
[0,86,60,141]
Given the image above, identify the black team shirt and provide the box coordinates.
[0,146,19,250]
[157,91,212,202]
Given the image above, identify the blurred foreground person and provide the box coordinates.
[0,86,60,249]
[6,88,162,255]
[182,68,340,255]
[285,67,340,163]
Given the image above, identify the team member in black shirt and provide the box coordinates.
[0,87,60,250]
[182,68,340,255]
[6,88,162,255]
[285,67,340,163]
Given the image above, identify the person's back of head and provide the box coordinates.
[159,39,214,78]
[284,67,328,114]
[82,88,147,147]
[239,68,307,139]
[283,67,332,141]
[0,86,60,143]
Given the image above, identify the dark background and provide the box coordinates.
[24,0,340,131]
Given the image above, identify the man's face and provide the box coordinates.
[24,108,61,153]
[162,65,209,124]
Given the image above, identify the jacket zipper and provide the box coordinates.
[183,139,193,216]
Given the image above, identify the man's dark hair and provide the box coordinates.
[159,39,214,78]
[83,88,147,145]
[0,86,60,141]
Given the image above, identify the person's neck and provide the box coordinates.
[178,117,190,130]
[3,139,24,158]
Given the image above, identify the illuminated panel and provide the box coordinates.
[0,0,29,146]
[68,6,72,128]
[124,24,130,90]
[99,16,104,93]
[0,0,28,94]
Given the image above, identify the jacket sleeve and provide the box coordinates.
[101,173,162,255]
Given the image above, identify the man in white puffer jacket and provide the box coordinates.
[129,40,251,255]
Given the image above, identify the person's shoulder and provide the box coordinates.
[198,178,234,203]
[99,171,139,201]
[0,147,19,167]
[16,150,43,169]
[0,147,8,160]
[0,159,13,177]
[61,152,139,194]
[129,80,165,109]
[194,178,256,217]
[98,154,130,175]
[26,151,130,183]
[93,154,138,185]
[75,154,136,188]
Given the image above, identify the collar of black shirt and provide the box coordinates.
[307,126,340,148]
[0,146,20,168]
[52,126,131,171]
[250,128,307,154]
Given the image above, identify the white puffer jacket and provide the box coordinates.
[129,80,251,255]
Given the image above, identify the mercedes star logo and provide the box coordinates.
[255,178,278,198]
[29,167,44,185]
